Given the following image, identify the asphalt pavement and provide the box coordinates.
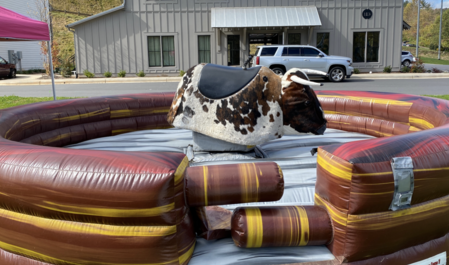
[0,78,448,97]
[424,64,449,72]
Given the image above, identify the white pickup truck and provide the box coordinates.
[252,45,354,82]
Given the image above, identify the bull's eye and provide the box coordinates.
[263,76,268,82]
[305,101,310,106]
[302,88,306,92]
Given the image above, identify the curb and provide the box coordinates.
[350,73,449,80]
[1,73,449,86]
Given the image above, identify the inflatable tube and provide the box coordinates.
[185,162,284,207]
[231,206,333,248]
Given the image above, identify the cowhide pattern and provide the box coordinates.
[167,64,326,145]
[168,64,283,145]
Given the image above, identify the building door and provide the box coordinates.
[227,35,240,66]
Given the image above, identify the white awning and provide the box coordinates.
[211,6,322,28]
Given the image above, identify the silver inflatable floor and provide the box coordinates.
[68,128,374,265]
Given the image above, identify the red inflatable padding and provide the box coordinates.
[0,93,197,264]
[315,91,449,263]
[185,163,284,207]
[346,232,449,265]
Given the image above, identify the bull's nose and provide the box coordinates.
[315,124,327,135]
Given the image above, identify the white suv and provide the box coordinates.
[401,51,416,67]
[252,45,354,82]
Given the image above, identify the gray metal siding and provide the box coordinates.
[73,0,403,74]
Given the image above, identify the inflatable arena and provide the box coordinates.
[0,64,448,265]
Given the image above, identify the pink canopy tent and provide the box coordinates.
[0,6,56,99]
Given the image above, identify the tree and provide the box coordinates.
[403,0,439,46]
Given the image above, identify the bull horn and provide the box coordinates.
[300,69,328,76]
[291,75,323,87]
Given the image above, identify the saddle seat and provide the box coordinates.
[198,64,261,99]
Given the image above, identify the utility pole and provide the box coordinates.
[47,0,56,100]
[438,0,443,60]
[416,1,420,58]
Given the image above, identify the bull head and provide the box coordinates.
[281,69,327,135]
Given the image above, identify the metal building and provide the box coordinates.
[67,0,404,75]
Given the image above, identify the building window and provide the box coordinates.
[198,35,211,63]
[316,33,330,55]
[353,32,380,63]
[147,36,175,67]
[288,33,301,45]
[227,35,240,66]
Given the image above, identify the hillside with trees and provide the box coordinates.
[403,0,449,49]
[30,0,122,74]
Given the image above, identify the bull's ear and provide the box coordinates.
[291,76,323,87]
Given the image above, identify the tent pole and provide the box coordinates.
[48,41,56,101]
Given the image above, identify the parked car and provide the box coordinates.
[252,45,354,82]
[401,51,416,67]
[0,56,16,79]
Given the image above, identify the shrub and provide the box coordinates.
[383,65,392,73]
[432,67,443,74]
[400,66,411,73]
[83,70,95,78]
[59,53,74,78]
[179,70,185,77]
[410,58,426,73]
[354,68,360,74]
[118,70,126,77]
[104,71,112,78]
[137,70,146,77]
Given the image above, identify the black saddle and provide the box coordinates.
[198,64,261,99]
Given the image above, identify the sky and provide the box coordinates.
[426,0,449,8]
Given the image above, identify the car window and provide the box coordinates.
[260,47,278,56]
[0,58,5,64]
[301,48,320,57]
[282,47,301,56]
[402,52,408,55]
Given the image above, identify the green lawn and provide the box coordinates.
[420,57,449,65]
[424,95,449,100]
[0,96,80,109]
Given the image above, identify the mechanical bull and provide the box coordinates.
[167,64,327,146]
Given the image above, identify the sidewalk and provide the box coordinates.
[1,72,449,86]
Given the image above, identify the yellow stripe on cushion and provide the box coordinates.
[295,206,309,246]
[245,208,263,248]
[315,194,348,227]
[0,208,177,237]
[347,195,449,230]
[174,156,189,185]
[36,201,175,218]
[409,117,435,130]
[318,95,413,107]
[52,108,110,122]
[0,240,179,265]
[317,153,352,181]
[203,166,208,206]
[239,163,260,203]
[178,242,196,265]
[110,108,170,119]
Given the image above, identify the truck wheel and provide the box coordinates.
[329,67,345,82]
[9,69,16,78]
[271,67,285,76]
